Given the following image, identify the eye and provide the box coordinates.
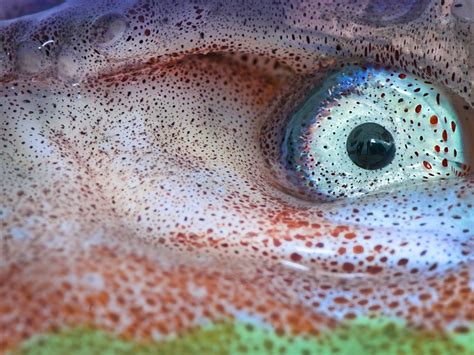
[273,63,473,200]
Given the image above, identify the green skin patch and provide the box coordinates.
[11,319,473,355]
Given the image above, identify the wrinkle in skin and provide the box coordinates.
[0,0,473,353]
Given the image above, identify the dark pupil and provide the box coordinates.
[346,122,396,170]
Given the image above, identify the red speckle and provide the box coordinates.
[366,265,383,274]
[430,115,438,125]
[442,130,448,142]
[290,253,302,262]
[398,73,406,79]
[442,159,448,167]
[451,121,456,133]
[415,104,422,113]
[344,232,356,240]
[423,161,432,170]
[434,145,440,153]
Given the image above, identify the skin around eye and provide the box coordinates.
[280,64,472,200]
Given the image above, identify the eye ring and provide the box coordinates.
[262,62,473,201]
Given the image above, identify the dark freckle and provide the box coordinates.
[290,253,302,262]
[342,262,354,273]
[397,258,409,266]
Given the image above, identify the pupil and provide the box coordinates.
[346,122,395,170]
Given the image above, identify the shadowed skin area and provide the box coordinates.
[0,0,473,353]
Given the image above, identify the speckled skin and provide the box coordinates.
[0,0,473,353]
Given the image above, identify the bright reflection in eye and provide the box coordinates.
[281,64,472,200]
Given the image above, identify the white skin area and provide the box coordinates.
[0,0,473,351]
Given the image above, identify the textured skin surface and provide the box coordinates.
[0,0,473,353]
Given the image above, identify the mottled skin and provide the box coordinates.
[0,0,473,354]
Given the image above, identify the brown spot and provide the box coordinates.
[344,232,356,240]
[342,262,355,273]
[442,129,448,142]
[333,297,349,304]
[366,265,383,274]
[397,258,409,266]
[419,293,432,301]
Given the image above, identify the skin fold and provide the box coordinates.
[0,0,473,353]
